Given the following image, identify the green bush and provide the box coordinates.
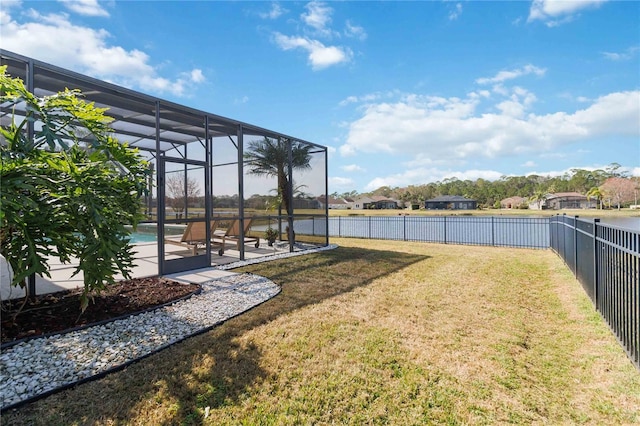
[0,66,150,311]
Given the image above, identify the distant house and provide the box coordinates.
[350,196,373,210]
[369,195,399,209]
[529,192,596,210]
[425,195,477,210]
[316,196,349,210]
[350,196,399,210]
[500,196,527,209]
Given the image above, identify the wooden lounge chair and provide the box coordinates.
[212,217,260,256]
[164,221,209,255]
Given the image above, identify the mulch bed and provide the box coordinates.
[1,277,200,344]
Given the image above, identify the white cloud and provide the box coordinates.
[342,164,365,172]
[449,3,463,21]
[301,1,333,36]
[339,95,360,106]
[364,164,640,192]
[344,20,367,40]
[234,96,249,105]
[528,0,608,26]
[495,86,537,118]
[476,64,546,85]
[260,2,286,19]
[523,164,639,179]
[273,33,352,70]
[364,168,503,192]
[2,9,205,96]
[602,46,640,61]
[273,1,361,70]
[539,152,568,159]
[329,176,355,191]
[59,0,109,17]
[189,69,205,83]
[1,8,205,97]
[338,91,397,107]
[340,90,640,164]
[521,161,537,167]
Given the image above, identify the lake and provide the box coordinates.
[128,215,638,248]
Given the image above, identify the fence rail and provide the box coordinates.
[550,215,639,369]
[327,215,550,249]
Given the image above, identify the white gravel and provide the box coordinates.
[0,244,337,410]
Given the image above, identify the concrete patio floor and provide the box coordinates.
[1,238,285,300]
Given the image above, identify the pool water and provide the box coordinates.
[128,232,157,244]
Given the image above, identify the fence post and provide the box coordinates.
[444,216,447,244]
[491,216,495,247]
[403,215,407,241]
[593,218,600,307]
[369,216,372,239]
[561,214,566,262]
[574,216,579,278]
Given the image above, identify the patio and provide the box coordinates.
[0,237,302,300]
[1,49,329,294]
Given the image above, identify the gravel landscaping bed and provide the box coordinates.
[0,244,337,411]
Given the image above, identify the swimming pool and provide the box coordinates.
[128,232,157,244]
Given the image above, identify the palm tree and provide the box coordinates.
[529,189,547,210]
[244,137,312,215]
[586,186,604,209]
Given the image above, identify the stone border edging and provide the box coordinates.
[0,244,338,412]
[1,285,203,351]
[1,277,280,413]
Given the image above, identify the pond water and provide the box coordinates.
[322,216,551,248]
[587,216,640,229]
[125,215,638,246]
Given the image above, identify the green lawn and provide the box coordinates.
[4,238,639,425]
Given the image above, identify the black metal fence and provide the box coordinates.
[550,215,639,369]
[327,215,550,249]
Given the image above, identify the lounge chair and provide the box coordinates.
[164,221,211,255]
[212,217,260,256]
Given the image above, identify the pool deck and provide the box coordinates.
[1,239,282,300]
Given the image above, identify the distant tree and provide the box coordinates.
[165,173,201,214]
[371,186,394,197]
[570,169,601,193]
[600,177,636,210]
[604,162,628,178]
[341,190,360,199]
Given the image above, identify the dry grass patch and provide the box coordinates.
[3,239,638,425]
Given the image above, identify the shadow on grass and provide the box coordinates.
[5,246,428,425]
[157,246,429,424]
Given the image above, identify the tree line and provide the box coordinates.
[333,164,639,209]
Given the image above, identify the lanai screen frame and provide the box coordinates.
[0,49,329,276]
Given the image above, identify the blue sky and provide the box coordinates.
[2,0,639,193]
